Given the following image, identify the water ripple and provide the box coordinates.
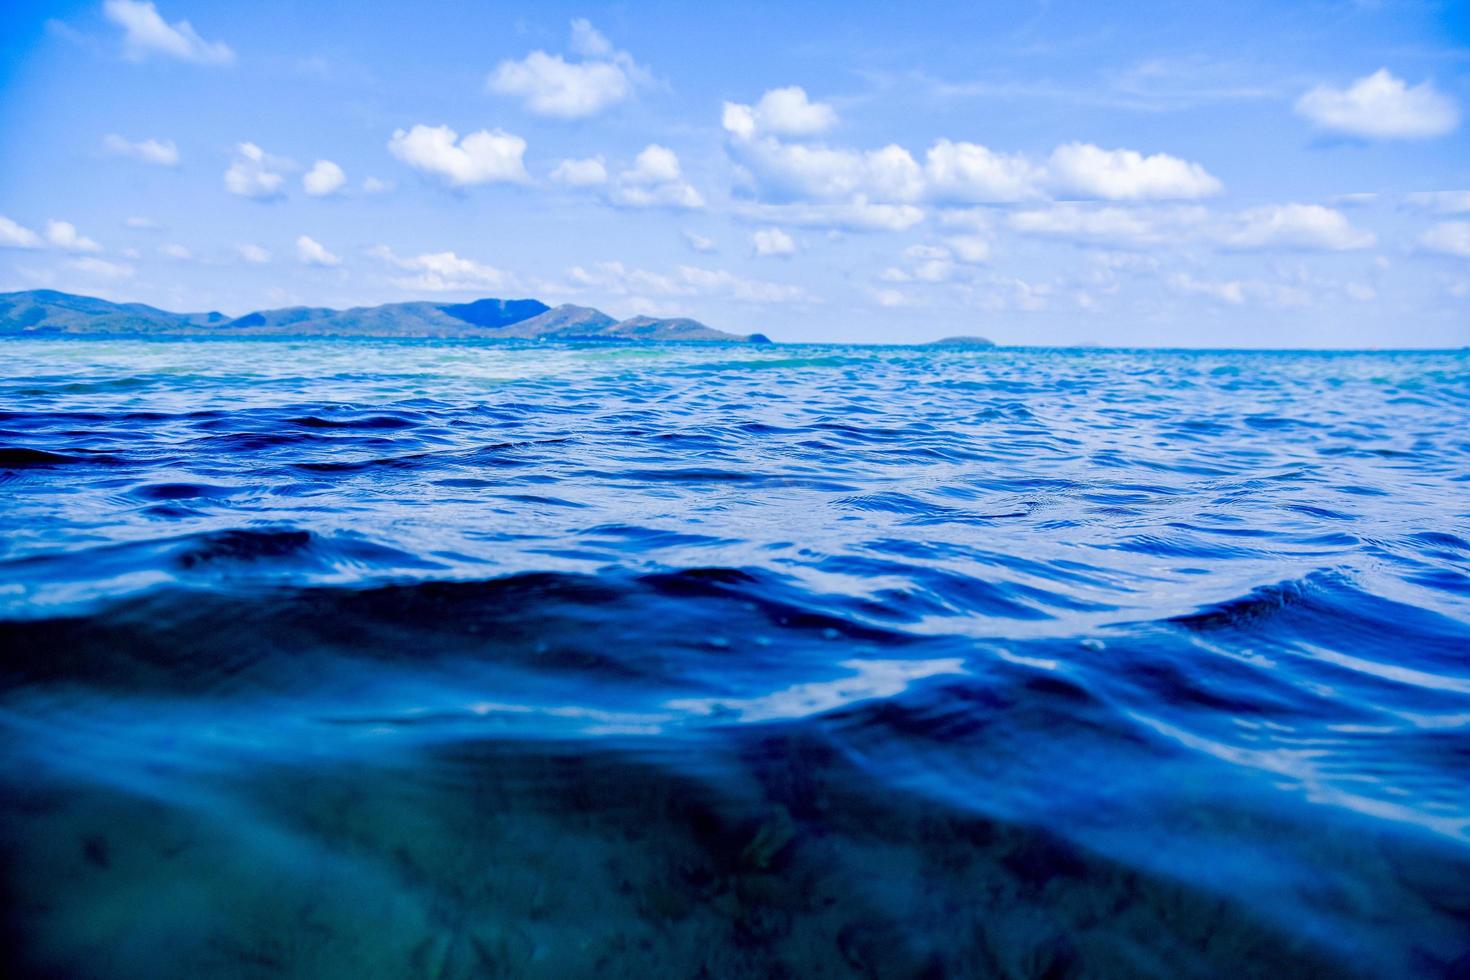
[2,339,1468,977]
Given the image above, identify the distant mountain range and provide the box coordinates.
[0,290,773,343]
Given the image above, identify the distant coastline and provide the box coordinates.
[0,290,774,344]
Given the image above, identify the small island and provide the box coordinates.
[0,290,773,344]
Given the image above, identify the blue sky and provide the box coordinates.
[1,0,1468,345]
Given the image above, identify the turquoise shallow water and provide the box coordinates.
[1,338,1469,977]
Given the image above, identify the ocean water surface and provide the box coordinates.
[1,337,1468,978]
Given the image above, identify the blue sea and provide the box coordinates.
[1,337,1468,978]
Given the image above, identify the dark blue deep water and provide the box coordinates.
[2,338,1468,978]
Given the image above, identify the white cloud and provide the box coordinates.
[488,20,645,119]
[737,200,925,233]
[751,227,796,257]
[0,216,42,249]
[387,125,528,187]
[561,260,813,305]
[1169,273,1246,304]
[550,156,608,186]
[944,235,991,263]
[1295,69,1459,139]
[683,231,716,253]
[224,142,288,199]
[1220,204,1374,251]
[70,256,134,280]
[1009,205,1191,247]
[924,140,1040,204]
[624,144,681,184]
[991,277,1053,312]
[296,235,339,267]
[361,176,394,194]
[901,244,957,283]
[722,99,1219,222]
[727,136,925,204]
[569,18,613,58]
[873,288,908,307]
[882,241,987,284]
[490,53,630,118]
[102,0,234,65]
[1007,202,1372,252]
[674,265,812,303]
[612,145,704,209]
[1419,221,1470,258]
[159,242,191,260]
[1405,191,1470,215]
[124,216,159,229]
[236,243,270,264]
[1168,273,1324,308]
[1046,142,1222,200]
[370,245,517,292]
[722,87,838,139]
[303,159,346,196]
[102,133,179,166]
[47,220,101,252]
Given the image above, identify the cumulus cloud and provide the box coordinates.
[880,239,990,285]
[684,231,716,253]
[561,260,813,305]
[296,235,340,267]
[303,159,346,196]
[726,134,925,204]
[736,200,925,233]
[1007,202,1372,252]
[388,125,528,187]
[923,140,1040,204]
[968,276,1054,313]
[751,227,796,257]
[71,256,134,280]
[1008,205,1196,247]
[1046,142,1222,200]
[1405,191,1470,215]
[158,242,191,260]
[0,216,43,249]
[236,243,271,264]
[569,18,613,58]
[1169,273,1325,308]
[361,177,394,194]
[488,19,646,119]
[944,235,991,264]
[872,288,908,308]
[722,87,838,139]
[1295,69,1459,139]
[611,145,704,209]
[490,53,630,118]
[370,245,517,292]
[899,244,960,283]
[102,133,179,166]
[1169,272,1246,305]
[1219,204,1375,251]
[720,94,1221,228]
[677,266,815,303]
[224,142,289,199]
[550,156,608,186]
[102,0,234,65]
[1419,221,1470,258]
[47,220,101,252]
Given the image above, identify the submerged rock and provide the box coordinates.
[741,806,797,871]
